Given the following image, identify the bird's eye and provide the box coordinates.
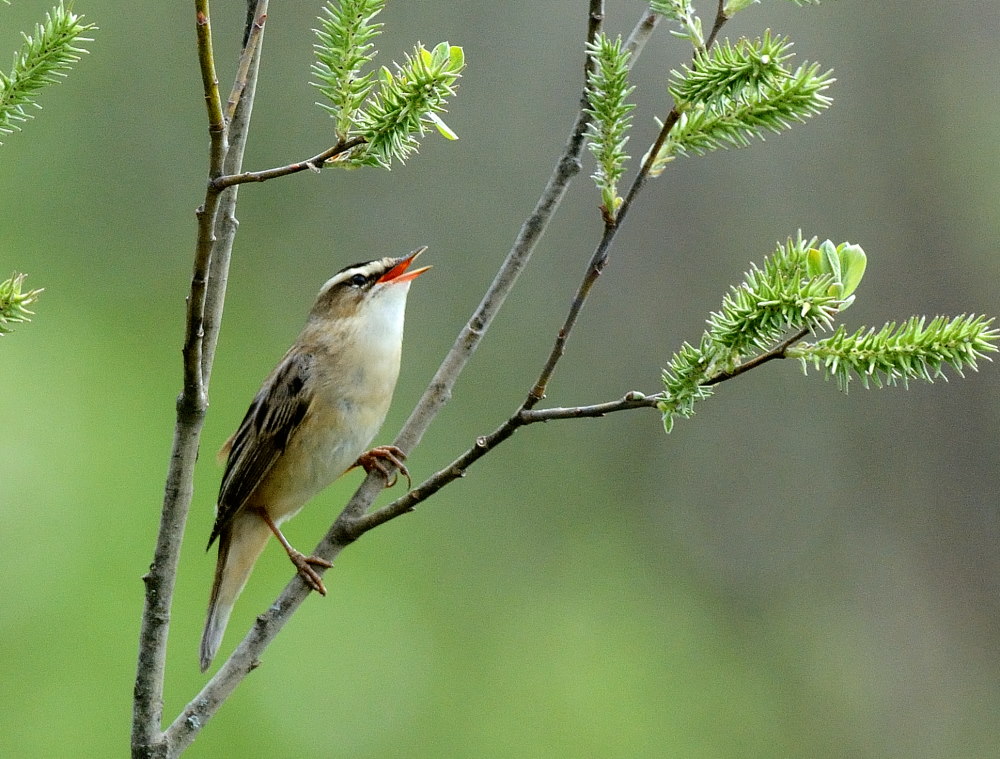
[349,273,367,288]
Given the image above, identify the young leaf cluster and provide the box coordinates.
[706,235,842,370]
[668,31,794,108]
[789,315,998,391]
[649,0,704,49]
[659,335,715,433]
[311,1,464,168]
[584,33,635,220]
[312,0,383,141]
[658,235,856,431]
[658,234,996,431]
[647,35,833,174]
[0,273,42,335]
[0,2,95,142]
[353,42,464,168]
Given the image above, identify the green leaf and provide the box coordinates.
[838,243,866,298]
[806,240,866,307]
[0,273,43,335]
[425,111,458,140]
[0,2,96,142]
[789,315,999,391]
[311,0,384,140]
[584,33,635,220]
[354,42,465,168]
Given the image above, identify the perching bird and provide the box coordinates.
[199,248,429,672]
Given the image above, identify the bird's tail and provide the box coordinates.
[199,512,272,672]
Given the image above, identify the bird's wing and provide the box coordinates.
[207,349,314,548]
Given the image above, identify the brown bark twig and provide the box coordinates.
[704,327,811,386]
[210,136,366,190]
[131,2,267,757]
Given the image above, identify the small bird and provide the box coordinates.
[199,247,429,672]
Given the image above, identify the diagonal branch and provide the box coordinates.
[625,5,661,58]
[704,326,810,385]
[225,6,266,123]
[355,326,808,535]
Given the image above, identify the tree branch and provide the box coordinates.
[131,2,267,757]
[225,6,265,123]
[704,326,810,385]
[625,6,661,59]
[519,391,660,421]
[210,136,366,190]
[706,0,729,51]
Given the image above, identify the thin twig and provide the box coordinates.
[704,327,811,385]
[211,137,365,190]
[706,0,729,51]
[625,6,661,58]
[355,323,808,533]
[519,392,660,421]
[225,4,266,123]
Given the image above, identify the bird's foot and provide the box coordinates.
[355,445,411,489]
[287,549,332,596]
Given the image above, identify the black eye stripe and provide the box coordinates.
[326,256,399,292]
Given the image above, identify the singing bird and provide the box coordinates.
[199,248,429,672]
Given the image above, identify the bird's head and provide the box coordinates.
[309,246,430,325]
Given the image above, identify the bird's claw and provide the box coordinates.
[288,549,331,596]
[355,445,411,490]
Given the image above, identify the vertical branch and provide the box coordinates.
[132,3,266,758]
[203,1,268,384]
[625,5,661,58]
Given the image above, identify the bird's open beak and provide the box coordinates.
[378,246,431,284]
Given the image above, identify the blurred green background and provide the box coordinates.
[2,1,998,756]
